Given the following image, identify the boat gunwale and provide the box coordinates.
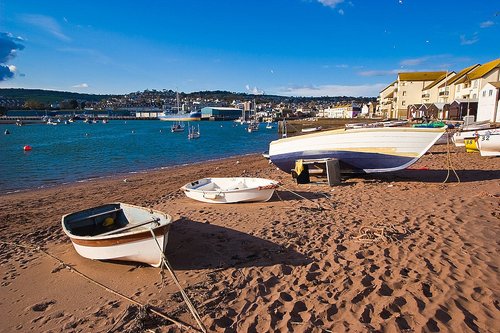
[68,225,169,247]
[271,126,447,144]
[61,202,173,241]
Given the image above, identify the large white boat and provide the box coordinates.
[159,91,201,122]
[159,110,202,122]
[268,126,446,174]
[62,203,173,267]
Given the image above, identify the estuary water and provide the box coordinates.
[0,120,278,193]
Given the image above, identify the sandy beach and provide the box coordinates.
[1,145,499,332]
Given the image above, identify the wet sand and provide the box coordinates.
[1,145,499,332]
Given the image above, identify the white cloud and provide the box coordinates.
[317,0,344,8]
[8,65,17,72]
[480,20,494,28]
[398,55,457,68]
[358,69,400,77]
[245,84,265,95]
[338,9,345,15]
[58,47,111,64]
[277,83,386,97]
[21,14,71,41]
[400,56,431,66]
[460,33,479,45]
[72,83,89,88]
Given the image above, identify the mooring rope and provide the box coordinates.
[149,229,207,333]
[443,130,460,184]
[0,240,194,331]
[277,184,324,210]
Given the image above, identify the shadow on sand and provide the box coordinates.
[365,169,500,183]
[270,189,333,202]
[166,219,311,270]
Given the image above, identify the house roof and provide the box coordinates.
[379,80,397,93]
[487,81,500,89]
[438,64,480,88]
[454,58,500,84]
[398,71,447,82]
[423,72,453,90]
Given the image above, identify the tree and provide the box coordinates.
[69,99,79,109]
[24,100,46,109]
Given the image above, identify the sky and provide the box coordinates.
[0,0,499,97]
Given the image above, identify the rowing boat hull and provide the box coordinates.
[452,129,495,147]
[181,177,278,203]
[269,127,446,174]
[477,133,500,156]
[62,203,172,267]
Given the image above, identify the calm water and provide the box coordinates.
[0,120,279,193]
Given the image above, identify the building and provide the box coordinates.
[378,58,500,122]
[201,106,243,120]
[477,82,500,123]
[321,103,362,118]
[377,81,396,118]
[453,59,500,101]
[437,64,479,104]
[394,71,447,119]
[0,97,24,109]
[421,72,451,105]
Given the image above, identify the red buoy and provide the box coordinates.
[23,145,32,151]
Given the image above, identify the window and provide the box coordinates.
[489,90,493,96]
[473,80,478,88]
[402,91,407,96]
[457,85,461,91]
[473,94,477,99]
[402,101,406,106]
[483,91,486,97]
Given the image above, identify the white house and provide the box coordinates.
[477,82,500,123]
[361,104,369,116]
[322,103,362,118]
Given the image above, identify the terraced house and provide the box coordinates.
[378,58,500,122]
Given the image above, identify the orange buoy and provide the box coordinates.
[23,145,32,151]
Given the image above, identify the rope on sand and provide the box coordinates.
[277,184,324,210]
[150,230,207,333]
[443,130,460,184]
[353,224,410,243]
[0,240,195,332]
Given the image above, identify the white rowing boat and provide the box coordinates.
[453,128,498,147]
[477,132,500,156]
[62,203,173,267]
[301,126,322,133]
[181,177,278,203]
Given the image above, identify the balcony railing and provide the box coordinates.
[439,91,449,96]
[421,93,430,98]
